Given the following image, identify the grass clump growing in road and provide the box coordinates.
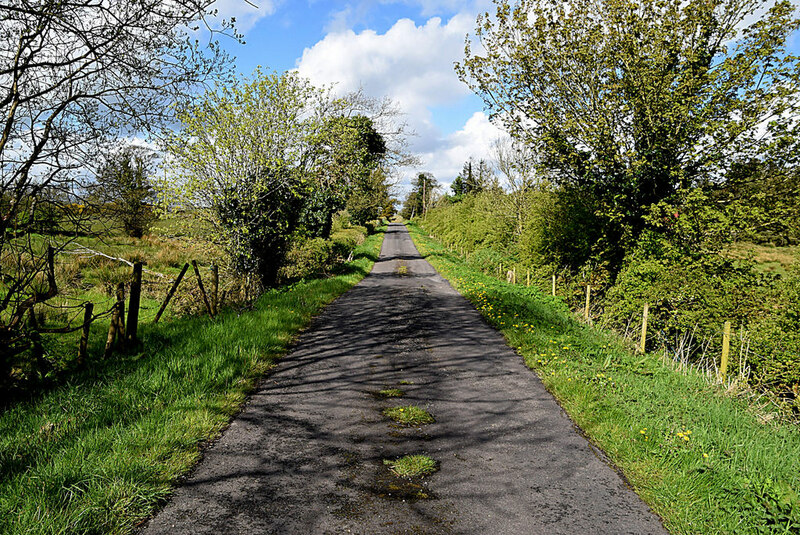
[378,388,405,398]
[383,405,434,425]
[383,455,437,477]
[0,230,385,535]
[407,222,800,535]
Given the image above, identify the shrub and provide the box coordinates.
[279,237,335,282]
[330,228,366,258]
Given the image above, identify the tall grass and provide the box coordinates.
[408,222,800,535]
[0,230,384,534]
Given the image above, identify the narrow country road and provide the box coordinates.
[140,223,667,535]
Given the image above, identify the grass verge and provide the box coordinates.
[382,405,434,426]
[407,222,800,535]
[0,229,385,535]
[383,455,437,478]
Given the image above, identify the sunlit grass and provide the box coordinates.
[382,405,434,426]
[0,230,385,535]
[383,455,437,478]
[408,222,800,535]
[377,388,405,398]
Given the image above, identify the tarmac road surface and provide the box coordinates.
[140,223,667,535]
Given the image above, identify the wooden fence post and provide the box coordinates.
[192,260,213,316]
[115,282,125,347]
[526,270,530,287]
[104,301,119,358]
[584,284,591,322]
[77,302,93,365]
[720,321,731,381]
[552,274,556,296]
[153,263,189,324]
[639,303,649,354]
[210,264,219,316]
[125,262,142,345]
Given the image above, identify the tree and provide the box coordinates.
[401,172,439,218]
[458,0,800,268]
[451,174,467,197]
[305,115,387,233]
[161,70,321,286]
[0,0,232,383]
[346,167,395,225]
[94,146,157,238]
[493,138,545,238]
[161,69,414,286]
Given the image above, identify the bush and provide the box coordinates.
[330,228,366,258]
[279,237,335,281]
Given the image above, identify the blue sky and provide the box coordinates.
[207,0,800,195]
[209,0,505,193]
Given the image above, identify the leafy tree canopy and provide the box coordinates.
[94,146,157,238]
[458,0,800,268]
[161,70,401,285]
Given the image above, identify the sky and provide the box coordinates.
[207,0,507,196]
[204,0,800,199]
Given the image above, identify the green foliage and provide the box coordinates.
[305,114,388,235]
[451,158,495,196]
[377,388,405,398]
[94,146,157,238]
[409,223,800,535]
[716,159,800,246]
[279,237,335,281]
[382,405,434,425]
[422,182,800,405]
[161,69,319,286]
[400,173,438,219]
[278,218,369,283]
[383,455,438,478]
[161,71,394,286]
[346,168,394,226]
[0,230,384,534]
[420,191,515,252]
[458,0,800,269]
[604,233,774,341]
[331,228,366,257]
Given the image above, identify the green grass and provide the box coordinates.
[0,230,385,535]
[408,222,800,535]
[383,455,438,478]
[382,405,434,426]
[377,388,405,398]
[727,242,799,276]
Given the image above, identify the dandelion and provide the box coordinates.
[703,453,709,459]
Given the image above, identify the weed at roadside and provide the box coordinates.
[382,405,434,426]
[383,455,437,478]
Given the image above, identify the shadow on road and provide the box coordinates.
[140,223,667,535]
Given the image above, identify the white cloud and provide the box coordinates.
[209,0,277,34]
[297,14,505,192]
[419,111,508,190]
[297,15,473,111]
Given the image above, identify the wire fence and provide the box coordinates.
[422,226,796,406]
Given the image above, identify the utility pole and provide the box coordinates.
[422,175,427,215]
